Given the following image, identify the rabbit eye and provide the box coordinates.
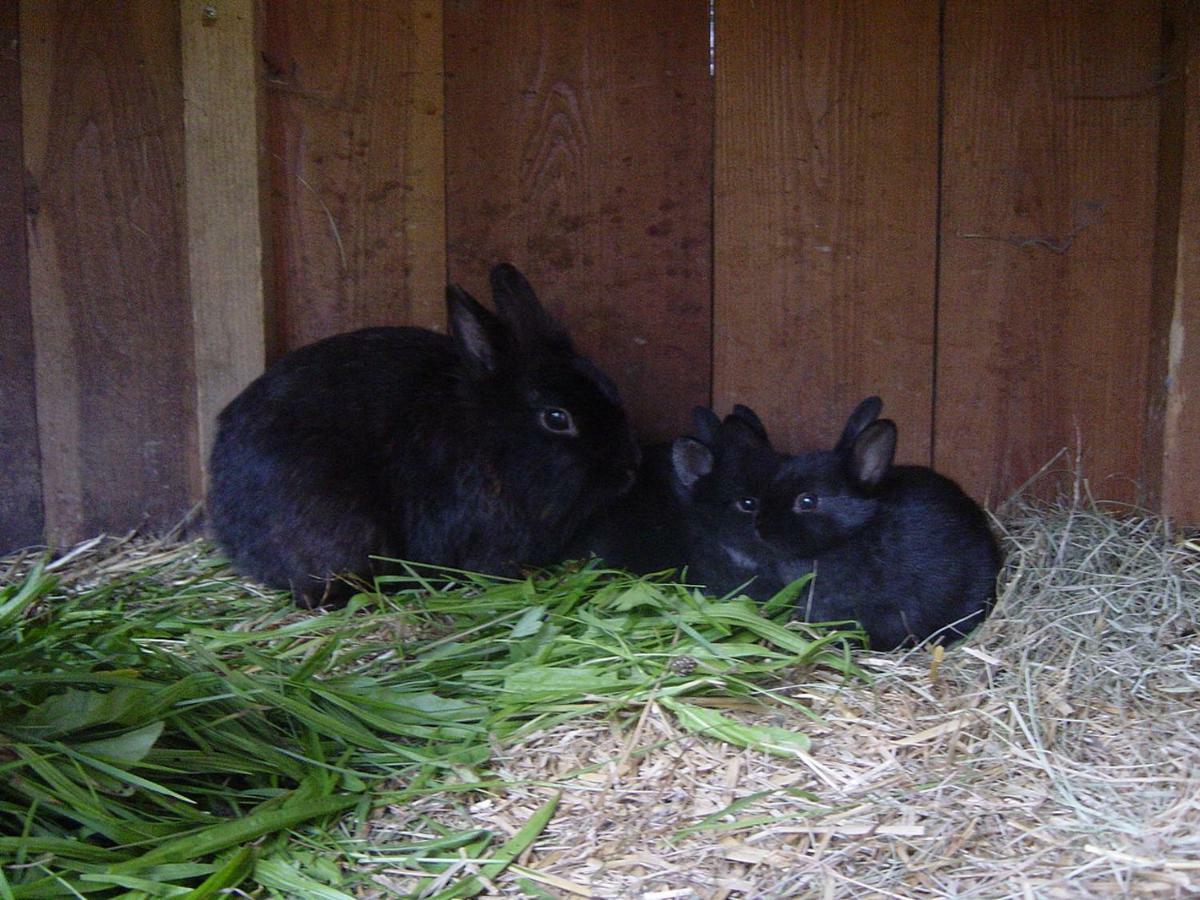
[734,496,758,514]
[794,493,819,511]
[539,407,577,436]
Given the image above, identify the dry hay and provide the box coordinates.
[7,497,1198,898]
[363,501,1200,899]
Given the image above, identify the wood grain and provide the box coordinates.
[445,0,713,441]
[264,0,445,352]
[1161,0,1200,524]
[22,0,197,545]
[0,2,43,551]
[936,0,1162,506]
[713,0,940,461]
[181,0,266,483]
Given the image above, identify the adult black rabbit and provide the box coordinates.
[569,405,785,599]
[757,397,1001,650]
[207,264,641,607]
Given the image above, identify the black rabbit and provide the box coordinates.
[207,264,641,607]
[569,405,786,599]
[757,397,1001,650]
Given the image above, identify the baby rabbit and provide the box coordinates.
[757,397,1001,650]
[207,264,641,607]
[569,405,785,599]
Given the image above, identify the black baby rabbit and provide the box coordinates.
[570,405,785,599]
[757,397,1001,650]
[207,264,641,607]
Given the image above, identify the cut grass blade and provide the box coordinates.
[425,793,561,900]
[106,792,361,874]
[1,544,861,896]
[660,696,812,758]
[178,847,255,900]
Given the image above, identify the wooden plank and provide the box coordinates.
[713,0,940,462]
[181,0,266,482]
[22,0,197,545]
[0,1,43,551]
[1141,2,1185,513]
[936,0,1162,506]
[264,0,445,351]
[445,0,712,442]
[1161,0,1200,525]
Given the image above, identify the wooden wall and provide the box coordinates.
[445,0,713,438]
[714,0,940,463]
[2,0,1198,553]
[0,1,41,552]
[937,0,1163,506]
[20,1,198,547]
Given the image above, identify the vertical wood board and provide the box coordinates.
[936,0,1162,505]
[714,0,940,461]
[264,0,445,352]
[0,1,43,551]
[445,0,713,441]
[1162,0,1200,524]
[21,0,197,545]
[181,0,266,483]
[1141,2,1185,512]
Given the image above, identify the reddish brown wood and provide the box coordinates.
[264,0,445,354]
[936,0,1163,506]
[444,0,713,441]
[713,0,940,463]
[0,2,43,551]
[1144,0,1188,514]
[22,0,198,545]
[1161,0,1200,525]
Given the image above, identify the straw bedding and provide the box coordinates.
[362,499,1200,898]
[5,495,1197,897]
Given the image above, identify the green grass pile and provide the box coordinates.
[0,547,860,898]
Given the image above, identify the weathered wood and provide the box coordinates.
[1161,0,1200,524]
[445,0,713,441]
[264,0,445,351]
[0,1,43,551]
[21,0,197,545]
[713,0,940,461]
[1142,3,1184,513]
[936,0,1162,506]
[181,0,266,485]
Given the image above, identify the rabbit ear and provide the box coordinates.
[718,414,766,448]
[835,396,884,452]
[731,404,769,444]
[672,437,714,489]
[447,284,508,375]
[489,263,569,349]
[691,406,721,444]
[850,419,896,488]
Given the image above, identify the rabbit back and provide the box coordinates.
[207,328,466,604]
[761,399,1000,649]
[208,267,640,606]
[778,465,999,649]
[565,443,690,574]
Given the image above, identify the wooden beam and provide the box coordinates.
[445,0,713,441]
[22,0,197,545]
[0,1,43,551]
[263,0,445,349]
[181,0,267,483]
[936,0,1162,506]
[1161,0,1200,524]
[714,0,940,461]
